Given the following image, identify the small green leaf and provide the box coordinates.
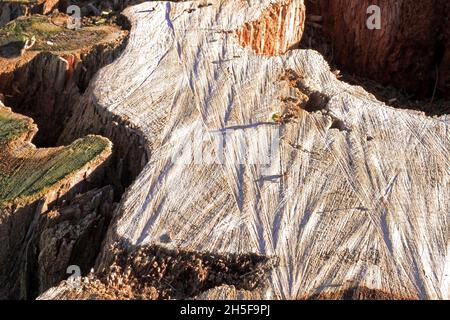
[272,113,281,122]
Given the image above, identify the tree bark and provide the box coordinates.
[307,0,450,98]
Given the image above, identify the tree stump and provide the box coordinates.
[0,0,448,300]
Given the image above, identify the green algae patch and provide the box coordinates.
[0,15,118,52]
[0,110,31,145]
[0,135,111,205]
[0,105,112,206]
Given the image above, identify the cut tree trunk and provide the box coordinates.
[0,104,113,298]
[36,0,449,300]
[0,14,135,299]
[307,0,450,98]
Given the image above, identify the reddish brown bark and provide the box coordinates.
[235,0,306,56]
[307,0,449,98]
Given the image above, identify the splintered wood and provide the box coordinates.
[235,0,306,55]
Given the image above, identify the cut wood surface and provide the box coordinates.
[0,0,435,300]
[0,105,111,206]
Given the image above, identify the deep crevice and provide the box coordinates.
[1,12,132,148]
[278,68,330,116]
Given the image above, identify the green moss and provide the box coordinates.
[0,15,112,52]
[0,112,30,145]
[0,135,111,204]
